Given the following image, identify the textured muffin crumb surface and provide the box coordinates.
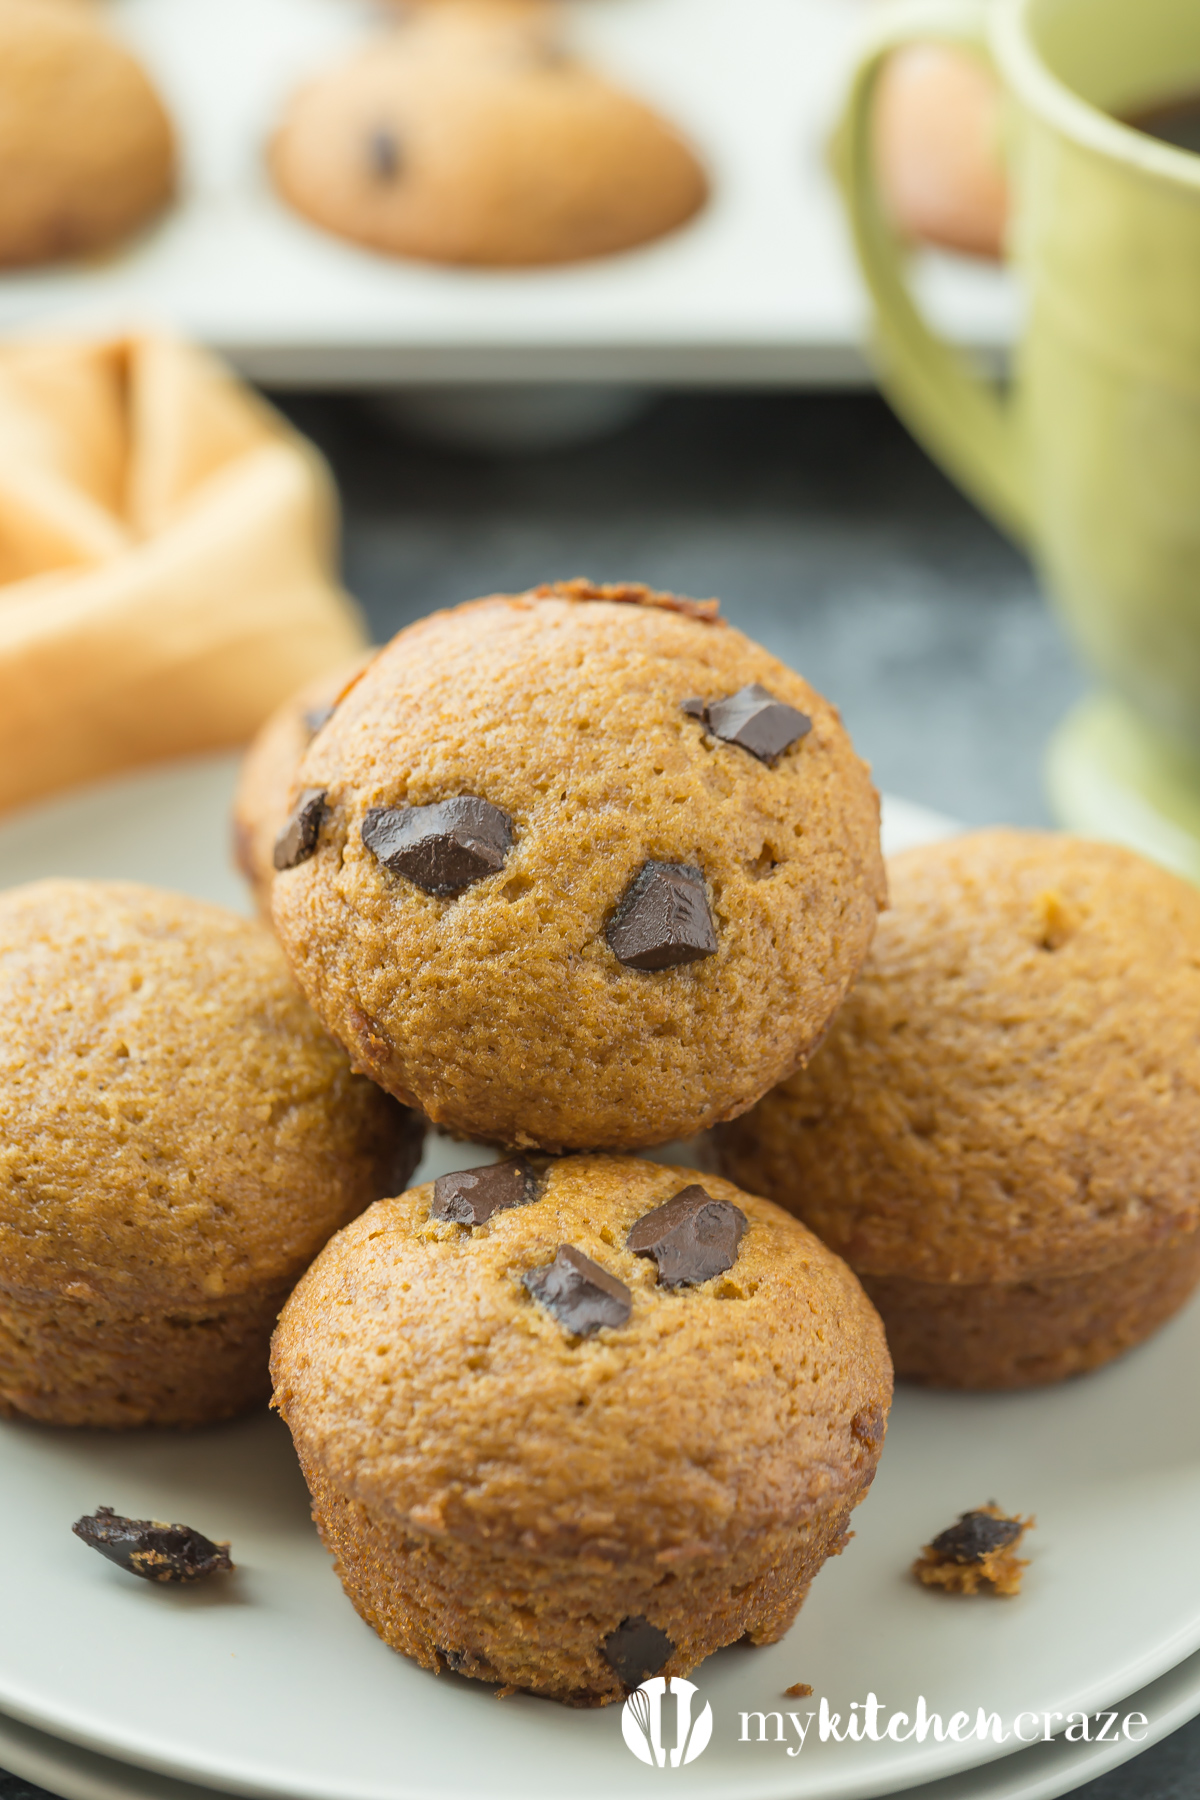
[0,878,421,1425]
[720,829,1200,1385]
[272,587,885,1150]
[272,1154,892,1702]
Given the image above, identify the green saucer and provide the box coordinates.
[1048,694,1200,884]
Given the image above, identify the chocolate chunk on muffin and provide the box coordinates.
[233,656,370,915]
[719,830,1200,1388]
[271,1155,892,1704]
[270,581,884,1151]
[268,2,707,267]
[0,879,423,1427]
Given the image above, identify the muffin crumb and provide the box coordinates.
[913,1503,1031,1596]
[785,1682,813,1698]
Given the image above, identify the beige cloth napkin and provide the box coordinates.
[0,333,367,814]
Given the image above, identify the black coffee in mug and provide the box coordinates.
[1126,92,1200,154]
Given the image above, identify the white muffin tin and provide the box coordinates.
[0,0,1017,386]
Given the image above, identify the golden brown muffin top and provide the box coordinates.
[0,879,415,1306]
[232,656,370,915]
[271,586,885,1150]
[268,18,707,270]
[721,830,1200,1284]
[271,1155,892,1560]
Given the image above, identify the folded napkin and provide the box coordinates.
[0,333,367,814]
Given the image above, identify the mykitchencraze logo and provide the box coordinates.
[622,1678,714,1766]
[619,1682,1152,1766]
[737,1695,1151,1756]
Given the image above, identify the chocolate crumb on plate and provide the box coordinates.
[73,1507,233,1584]
[274,787,327,871]
[627,1185,746,1287]
[523,1245,632,1336]
[700,683,812,764]
[362,797,513,895]
[606,861,717,971]
[432,1160,539,1226]
[602,1615,675,1687]
[785,1683,814,1699]
[913,1502,1032,1596]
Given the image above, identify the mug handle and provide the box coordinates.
[832,0,1033,545]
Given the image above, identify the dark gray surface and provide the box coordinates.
[0,390,1182,1800]
[281,388,1085,829]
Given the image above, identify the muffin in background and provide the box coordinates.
[270,581,885,1152]
[720,830,1200,1388]
[269,2,708,267]
[0,879,423,1428]
[233,655,370,916]
[0,0,175,267]
[872,43,1008,260]
[272,1154,891,1704]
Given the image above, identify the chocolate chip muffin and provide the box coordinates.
[233,656,370,916]
[270,581,885,1151]
[720,830,1200,1388]
[0,0,175,267]
[271,1154,891,1704]
[268,3,707,267]
[0,879,423,1428]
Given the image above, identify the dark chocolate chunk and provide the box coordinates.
[304,701,336,739]
[680,696,708,719]
[929,1510,1025,1565]
[72,1507,233,1583]
[273,787,327,871]
[703,684,811,763]
[606,861,717,971]
[432,1159,538,1226]
[627,1184,746,1288]
[362,797,513,895]
[368,126,402,181]
[523,1245,631,1337]
[602,1615,675,1688]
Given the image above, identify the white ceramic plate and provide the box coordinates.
[0,0,1017,386]
[2,1641,1198,1800]
[1,759,1198,1800]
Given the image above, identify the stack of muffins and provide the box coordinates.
[257,580,892,1704]
[7,579,1200,1708]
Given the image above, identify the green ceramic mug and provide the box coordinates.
[836,0,1200,874]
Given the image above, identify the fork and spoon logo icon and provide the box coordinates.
[621,1677,714,1767]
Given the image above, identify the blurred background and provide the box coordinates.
[0,0,1059,832]
[279,385,1071,829]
